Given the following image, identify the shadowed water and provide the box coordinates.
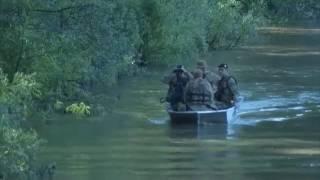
[38,23,320,180]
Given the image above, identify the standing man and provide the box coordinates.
[162,65,193,111]
[214,64,240,109]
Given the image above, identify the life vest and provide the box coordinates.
[214,76,238,103]
[186,92,212,104]
[185,79,212,105]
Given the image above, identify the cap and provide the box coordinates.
[173,65,185,72]
[218,63,228,69]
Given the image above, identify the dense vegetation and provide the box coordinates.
[264,0,320,20]
[0,0,264,102]
[0,69,42,179]
[0,0,319,179]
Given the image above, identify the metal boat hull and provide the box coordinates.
[168,107,236,124]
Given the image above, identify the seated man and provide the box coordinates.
[184,69,216,111]
[214,63,240,109]
[162,65,193,111]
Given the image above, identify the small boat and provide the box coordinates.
[168,106,236,124]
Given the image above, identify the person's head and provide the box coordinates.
[196,60,207,72]
[173,65,185,74]
[217,63,229,77]
[193,69,203,79]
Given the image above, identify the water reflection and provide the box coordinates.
[168,123,240,140]
[259,51,320,56]
[257,27,320,35]
[164,123,248,180]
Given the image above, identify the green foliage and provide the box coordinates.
[30,34,93,99]
[0,66,42,180]
[1,0,143,100]
[53,100,64,111]
[139,0,209,65]
[66,102,91,116]
[0,0,268,103]
[0,124,42,180]
[265,0,320,20]
[0,68,41,123]
[207,0,265,49]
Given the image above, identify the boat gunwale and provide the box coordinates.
[167,107,235,114]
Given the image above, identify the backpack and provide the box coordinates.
[167,73,187,104]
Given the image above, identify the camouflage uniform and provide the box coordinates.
[214,76,240,109]
[194,60,221,92]
[162,70,193,111]
[162,71,193,85]
[184,78,215,111]
[203,71,221,92]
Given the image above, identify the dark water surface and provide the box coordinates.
[38,24,320,180]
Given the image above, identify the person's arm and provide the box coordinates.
[184,82,191,103]
[207,72,220,92]
[161,73,175,84]
[205,81,214,103]
[183,71,193,81]
[228,78,240,104]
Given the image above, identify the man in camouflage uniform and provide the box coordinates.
[214,64,240,109]
[196,60,221,92]
[162,65,193,111]
[184,69,217,111]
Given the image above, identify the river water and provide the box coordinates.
[38,24,320,180]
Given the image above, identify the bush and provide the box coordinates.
[0,124,42,180]
[139,0,209,65]
[0,69,43,179]
[207,0,265,49]
[65,102,91,117]
[0,69,41,124]
[266,0,320,20]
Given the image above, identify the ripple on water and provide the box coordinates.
[148,117,169,125]
[258,108,281,112]
[288,106,305,110]
[298,92,320,102]
[237,94,314,124]
[238,90,320,123]
[295,114,304,117]
[234,117,291,126]
[301,163,319,168]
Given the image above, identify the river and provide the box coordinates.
[37,23,320,180]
